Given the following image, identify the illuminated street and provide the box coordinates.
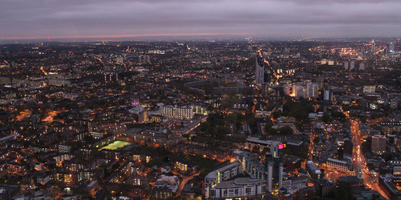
[345,110,390,200]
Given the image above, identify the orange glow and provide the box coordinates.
[16,109,32,121]
[42,109,67,123]
[396,185,401,190]
[40,66,48,76]
[289,90,296,97]
[176,171,200,198]
[339,48,359,56]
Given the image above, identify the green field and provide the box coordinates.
[99,141,131,151]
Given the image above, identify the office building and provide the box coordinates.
[255,51,271,87]
[161,105,194,120]
[266,143,285,193]
[307,161,322,180]
[372,135,386,155]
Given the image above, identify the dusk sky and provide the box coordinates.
[1,0,401,40]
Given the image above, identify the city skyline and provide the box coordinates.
[1,1,401,199]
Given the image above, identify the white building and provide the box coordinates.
[363,85,376,94]
[207,177,264,199]
[58,145,71,153]
[161,105,194,120]
[154,175,180,193]
[205,161,242,190]
[326,158,353,172]
[283,82,319,99]
[281,176,308,195]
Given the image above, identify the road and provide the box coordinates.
[341,107,390,199]
[307,128,316,161]
[175,171,200,198]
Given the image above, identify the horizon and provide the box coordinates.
[1,0,401,41]
[1,34,400,44]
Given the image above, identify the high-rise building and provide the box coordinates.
[389,42,395,53]
[372,135,386,155]
[255,51,271,87]
[371,39,376,55]
[306,82,319,98]
[344,61,349,70]
[359,62,365,71]
[266,143,285,193]
[306,161,322,180]
[255,57,265,86]
[324,90,333,102]
[284,82,319,99]
[350,61,355,70]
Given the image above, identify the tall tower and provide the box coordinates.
[371,39,376,56]
[389,42,395,53]
[267,162,273,192]
[266,143,285,193]
[255,50,271,87]
[255,57,265,86]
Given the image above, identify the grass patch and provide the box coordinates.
[99,140,131,151]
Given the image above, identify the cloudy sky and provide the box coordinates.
[1,0,401,40]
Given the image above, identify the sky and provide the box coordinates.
[1,0,401,40]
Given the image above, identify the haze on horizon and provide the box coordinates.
[1,0,401,41]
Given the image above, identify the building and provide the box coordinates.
[326,158,353,172]
[306,161,322,180]
[234,150,266,180]
[389,42,395,53]
[324,90,333,102]
[350,61,355,70]
[161,105,194,120]
[306,82,319,98]
[207,177,265,199]
[266,143,285,193]
[152,186,173,200]
[205,145,285,198]
[245,137,280,153]
[379,175,401,200]
[58,145,71,153]
[359,62,366,71]
[363,85,376,94]
[255,51,271,87]
[371,40,376,55]
[281,176,308,195]
[344,61,349,70]
[154,175,180,193]
[372,135,386,155]
[283,81,320,99]
[204,161,243,198]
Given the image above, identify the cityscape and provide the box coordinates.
[1,0,401,200]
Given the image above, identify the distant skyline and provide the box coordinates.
[1,0,401,41]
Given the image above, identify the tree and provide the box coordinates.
[313,136,320,144]
[282,99,314,121]
[286,144,308,159]
[277,126,293,135]
[263,119,273,134]
[245,112,258,135]
[328,182,353,200]
[252,145,260,153]
[272,111,281,119]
